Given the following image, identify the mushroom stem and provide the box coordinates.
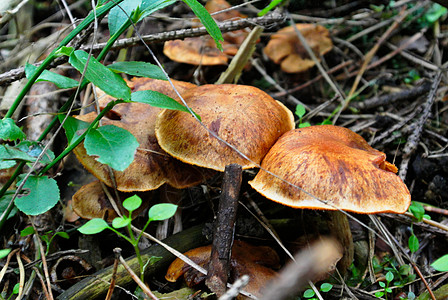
[156,185,184,240]
[326,211,354,273]
[206,163,242,296]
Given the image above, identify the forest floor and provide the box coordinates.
[0,0,448,299]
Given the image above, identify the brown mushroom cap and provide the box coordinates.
[163,0,248,65]
[264,24,333,73]
[155,84,295,172]
[249,125,411,213]
[72,180,151,221]
[74,78,212,192]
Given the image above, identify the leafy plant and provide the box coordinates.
[0,0,221,230]
[20,227,69,255]
[375,271,394,299]
[294,104,311,128]
[78,195,177,280]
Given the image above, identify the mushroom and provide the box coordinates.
[155,84,295,171]
[71,180,151,222]
[163,0,248,66]
[248,125,411,270]
[264,24,333,73]
[73,77,210,192]
[165,240,280,299]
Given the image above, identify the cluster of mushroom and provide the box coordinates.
[72,77,411,279]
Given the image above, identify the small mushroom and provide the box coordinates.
[71,180,151,221]
[73,77,211,192]
[155,84,295,171]
[249,125,411,271]
[165,240,279,298]
[163,0,248,66]
[264,24,333,73]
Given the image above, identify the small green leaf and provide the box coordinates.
[295,104,306,118]
[148,203,177,221]
[55,231,70,239]
[84,125,139,171]
[375,291,384,298]
[20,226,35,237]
[303,289,315,298]
[431,254,448,271]
[385,271,394,282]
[409,201,425,222]
[182,0,223,50]
[140,0,176,19]
[108,0,140,36]
[299,122,311,128]
[379,281,386,288]
[59,115,91,146]
[425,3,447,23]
[131,90,199,119]
[55,46,74,57]
[123,195,142,212]
[15,175,60,215]
[78,218,110,234]
[0,249,11,260]
[0,142,55,166]
[258,0,284,16]
[385,287,392,293]
[0,194,18,219]
[69,50,131,100]
[13,283,20,294]
[0,160,17,170]
[408,234,419,253]
[0,118,26,141]
[108,61,166,80]
[25,63,79,89]
[112,216,130,229]
[320,283,333,292]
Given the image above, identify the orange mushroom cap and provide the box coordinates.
[155,84,295,171]
[72,180,151,221]
[74,77,212,192]
[163,0,248,65]
[249,125,411,214]
[264,24,333,73]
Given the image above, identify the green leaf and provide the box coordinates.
[385,271,394,282]
[295,104,306,118]
[13,283,20,294]
[299,122,311,128]
[123,194,142,212]
[0,249,11,260]
[379,281,386,288]
[108,61,166,80]
[15,175,60,215]
[409,201,425,221]
[84,125,139,171]
[112,216,130,229]
[69,50,131,100]
[431,254,448,271]
[258,0,284,16]
[0,118,26,141]
[0,160,17,170]
[131,90,199,119]
[182,0,223,51]
[375,291,384,298]
[25,63,79,89]
[59,115,91,146]
[408,234,419,253]
[20,226,35,237]
[0,142,55,167]
[0,194,18,219]
[148,203,177,221]
[303,289,315,298]
[78,218,110,234]
[55,231,70,239]
[108,0,140,36]
[320,283,333,292]
[425,3,447,24]
[139,0,176,20]
[54,46,74,57]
